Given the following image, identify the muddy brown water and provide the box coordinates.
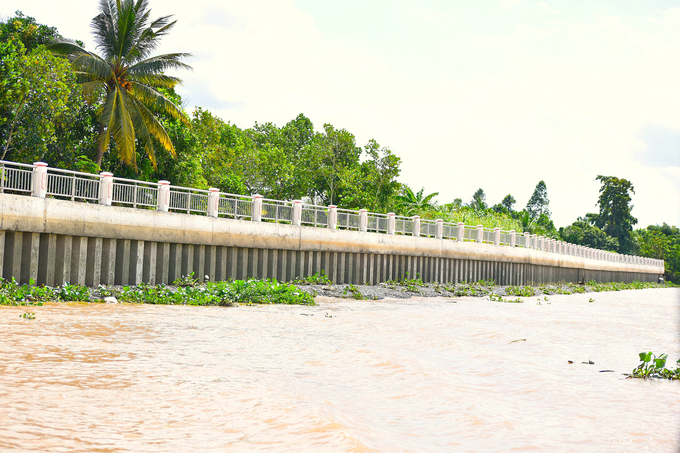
[1,288,678,452]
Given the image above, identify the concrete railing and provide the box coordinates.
[0,160,665,270]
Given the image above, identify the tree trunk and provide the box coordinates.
[95,122,106,167]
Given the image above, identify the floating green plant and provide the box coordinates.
[628,351,680,380]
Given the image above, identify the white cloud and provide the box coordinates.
[499,0,521,10]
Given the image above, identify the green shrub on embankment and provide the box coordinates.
[0,276,315,306]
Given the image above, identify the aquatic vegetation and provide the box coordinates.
[20,312,35,319]
[293,272,333,285]
[628,352,680,380]
[102,279,315,306]
[505,286,535,297]
[489,293,523,303]
[343,284,366,300]
[0,277,86,305]
[173,272,199,287]
[385,276,425,293]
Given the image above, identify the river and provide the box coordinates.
[1,288,678,452]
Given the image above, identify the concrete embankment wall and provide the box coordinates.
[0,194,663,287]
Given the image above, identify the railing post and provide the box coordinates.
[208,188,219,217]
[328,205,337,229]
[436,219,443,239]
[359,209,368,232]
[476,225,483,243]
[457,222,465,242]
[538,236,544,251]
[292,200,302,226]
[509,230,516,247]
[32,162,48,198]
[252,194,263,222]
[99,172,113,206]
[493,227,500,246]
[413,216,420,237]
[387,212,396,235]
[524,232,530,248]
[158,180,170,212]
[531,234,538,249]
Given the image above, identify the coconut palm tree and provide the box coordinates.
[50,0,192,169]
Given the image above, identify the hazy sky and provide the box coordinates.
[3,0,679,228]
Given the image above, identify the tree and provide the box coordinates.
[338,139,401,211]
[393,186,439,216]
[314,124,361,206]
[50,0,192,170]
[469,188,487,211]
[501,194,516,212]
[594,175,637,254]
[0,14,91,163]
[559,220,619,252]
[636,224,680,282]
[526,181,550,219]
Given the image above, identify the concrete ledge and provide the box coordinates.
[0,193,663,276]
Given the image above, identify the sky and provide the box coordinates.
[2,0,679,228]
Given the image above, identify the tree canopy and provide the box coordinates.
[594,175,637,254]
[50,0,192,169]
[525,180,551,219]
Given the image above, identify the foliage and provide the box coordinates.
[525,180,551,219]
[50,0,192,170]
[0,23,81,161]
[394,186,439,216]
[469,188,487,211]
[594,175,637,254]
[342,284,365,300]
[559,219,619,252]
[635,223,680,283]
[628,352,680,380]
[0,277,88,305]
[293,272,333,285]
[101,279,315,305]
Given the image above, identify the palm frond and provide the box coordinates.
[128,99,157,168]
[130,81,189,124]
[110,88,137,167]
[71,53,114,81]
[98,89,118,155]
[133,97,176,158]
[131,73,182,89]
[127,53,192,76]
[92,0,119,60]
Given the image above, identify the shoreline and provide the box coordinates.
[0,276,674,306]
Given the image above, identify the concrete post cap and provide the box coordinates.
[253,194,263,199]
[209,188,219,192]
[293,199,302,204]
[158,180,170,185]
[412,215,420,219]
[33,162,48,167]
[477,225,483,228]
[360,209,368,213]
[494,227,500,231]
[329,205,337,208]
[436,219,443,223]
[387,212,395,217]
[100,172,113,177]
[458,222,465,226]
